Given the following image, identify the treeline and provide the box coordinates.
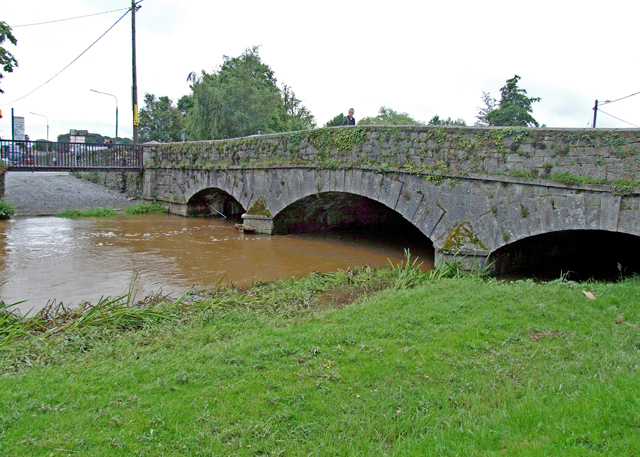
[55,133,134,144]
[139,47,542,143]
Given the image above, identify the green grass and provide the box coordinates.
[0,266,639,455]
[56,201,166,218]
[56,207,118,218]
[124,201,167,215]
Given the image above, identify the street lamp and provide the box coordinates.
[29,111,49,141]
[90,89,118,143]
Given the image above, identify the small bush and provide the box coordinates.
[124,201,166,215]
[0,200,16,219]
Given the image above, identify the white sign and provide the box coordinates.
[14,116,25,140]
[70,136,85,144]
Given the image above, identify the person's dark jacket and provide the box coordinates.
[342,116,356,126]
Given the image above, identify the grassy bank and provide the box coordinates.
[0,263,639,455]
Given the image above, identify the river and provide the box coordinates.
[0,214,434,314]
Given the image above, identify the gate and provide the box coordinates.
[0,139,143,172]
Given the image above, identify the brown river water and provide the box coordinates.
[0,214,433,314]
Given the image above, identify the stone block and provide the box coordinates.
[600,194,621,231]
[344,168,364,195]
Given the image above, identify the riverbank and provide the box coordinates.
[4,172,140,216]
[1,265,638,455]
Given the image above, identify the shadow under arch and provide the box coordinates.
[490,230,640,281]
[272,191,435,258]
[187,188,245,218]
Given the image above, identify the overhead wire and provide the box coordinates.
[599,91,640,106]
[13,8,130,28]
[597,109,639,128]
[0,9,131,107]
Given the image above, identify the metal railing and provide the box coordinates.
[0,139,143,172]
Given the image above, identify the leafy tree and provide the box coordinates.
[177,94,193,117]
[276,84,316,131]
[324,113,345,127]
[428,115,466,126]
[485,75,541,127]
[183,48,315,140]
[359,106,424,125]
[0,21,17,94]
[474,91,497,126]
[139,93,184,143]
[185,47,284,140]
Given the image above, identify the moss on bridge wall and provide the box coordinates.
[146,126,640,194]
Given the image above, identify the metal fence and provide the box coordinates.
[0,139,143,172]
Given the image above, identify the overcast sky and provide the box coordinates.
[1,0,638,141]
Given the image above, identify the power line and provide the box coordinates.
[599,90,640,106]
[597,109,639,128]
[0,9,131,107]
[13,8,130,28]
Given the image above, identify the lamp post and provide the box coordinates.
[29,111,49,141]
[90,89,118,143]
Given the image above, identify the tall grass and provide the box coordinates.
[0,278,182,348]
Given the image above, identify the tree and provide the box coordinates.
[359,106,424,125]
[428,115,466,126]
[275,84,316,132]
[324,113,345,127]
[485,75,541,127]
[139,93,184,143]
[474,91,497,126]
[0,21,18,94]
[185,47,285,140]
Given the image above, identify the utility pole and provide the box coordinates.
[131,1,140,143]
[592,100,598,128]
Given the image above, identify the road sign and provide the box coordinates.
[14,116,25,140]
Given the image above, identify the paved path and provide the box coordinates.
[4,172,140,216]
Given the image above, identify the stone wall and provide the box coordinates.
[75,171,144,197]
[146,126,640,191]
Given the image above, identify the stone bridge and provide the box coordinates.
[142,126,640,271]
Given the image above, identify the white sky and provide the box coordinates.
[1,0,638,141]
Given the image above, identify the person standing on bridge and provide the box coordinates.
[342,108,356,126]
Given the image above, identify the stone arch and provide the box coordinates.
[186,187,245,217]
[490,229,640,280]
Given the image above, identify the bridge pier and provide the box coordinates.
[242,214,274,234]
[434,248,493,272]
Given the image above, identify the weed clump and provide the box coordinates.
[124,201,166,215]
[0,199,16,219]
[56,208,117,218]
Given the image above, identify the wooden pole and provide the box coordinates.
[132,1,139,143]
